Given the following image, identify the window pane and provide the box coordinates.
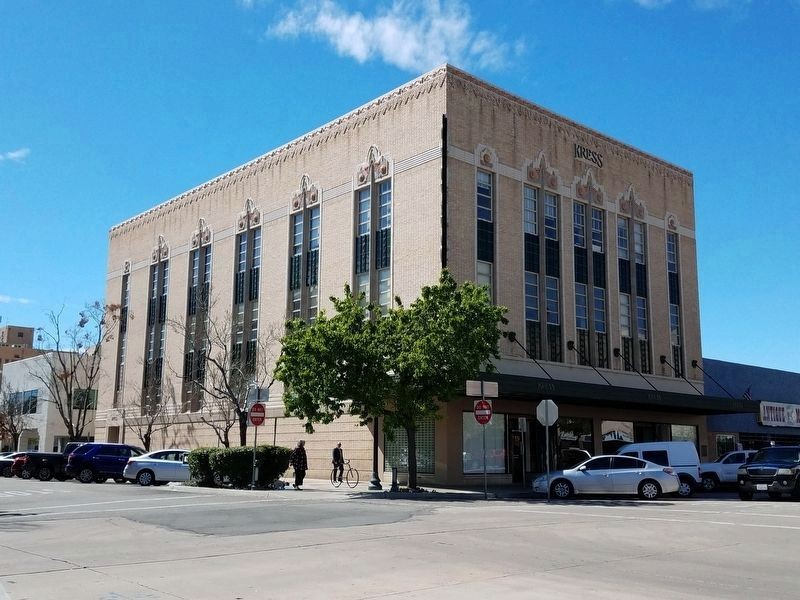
[617,217,629,260]
[462,412,506,473]
[385,417,435,474]
[358,188,371,235]
[619,293,631,337]
[573,202,586,247]
[544,193,558,240]
[524,271,539,321]
[601,420,634,454]
[378,180,392,230]
[476,170,493,222]
[593,288,606,333]
[591,208,604,252]
[575,283,588,330]
[523,186,537,234]
[546,276,559,325]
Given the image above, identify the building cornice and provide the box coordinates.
[109,66,450,238]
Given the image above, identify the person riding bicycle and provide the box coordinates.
[332,442,344,483]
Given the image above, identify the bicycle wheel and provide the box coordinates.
[331,468,342,488]
[346,466,359,488]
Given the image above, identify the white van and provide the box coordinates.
[616,441,701,497]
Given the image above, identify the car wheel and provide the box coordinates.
[20,468,33,480]
[550,479,574,499]
[78,468,96,483]
[137,470,155,486]
[114,477,127,484]
[738,491,753,501]
[701,475,718,492]
[638,479,662,500]
[677,477,694,498]
[768,491,782,500]
[38,467,53,482]
[2,466,12,478]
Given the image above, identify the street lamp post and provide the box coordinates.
[368,416,382,490]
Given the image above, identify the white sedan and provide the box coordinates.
[123,449,191,486]
[533,455,681,500]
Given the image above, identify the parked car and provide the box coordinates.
[0,451,14,458]
[123,449,190,486]
[699,450,757,491]
[616,441,701,497]
[737,446,800,501]
[557,448,592,470]
[66,443,145,483]
[13,452,73,481]
[1,452,26,477]
[533,455,680,500]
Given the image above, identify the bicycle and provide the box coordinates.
[330,459,359,488]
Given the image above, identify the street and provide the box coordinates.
[1,478,799,599]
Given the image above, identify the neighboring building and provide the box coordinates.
[0,325,44,380]
[1,353,96,452]
[702,358,800,457]
[96,65,750,485]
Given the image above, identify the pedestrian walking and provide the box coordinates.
[289,440,308,489]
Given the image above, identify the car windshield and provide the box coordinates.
[752,448,800,463]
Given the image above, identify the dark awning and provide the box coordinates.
[478,373,759,415]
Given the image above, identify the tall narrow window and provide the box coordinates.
[617,217,629,260]
[591,208,604,253]
[476,169,494,301]
[620,292,633,372]
[354,153,392,311]
[113,269,130,407]
[183,225,212,412]
[544,193,558,240]
[546,276,562,362]
[637,296,650,373]
[143,241,169,414]
[523,187,541,360]
[573,202,586,248]
[233,202,261,380]
[667,232,683,377]
[288,195,320,322]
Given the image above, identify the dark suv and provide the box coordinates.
[737,446,800,500]
[66,443,145,483]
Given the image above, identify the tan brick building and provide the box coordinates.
[96,65,746,486]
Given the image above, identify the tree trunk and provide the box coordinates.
[238,410,248,447]
[143,431,152,452]
[406,424,417,490]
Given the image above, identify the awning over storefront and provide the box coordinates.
[481,373,759,415]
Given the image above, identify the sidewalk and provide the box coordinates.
[168,477,535,501]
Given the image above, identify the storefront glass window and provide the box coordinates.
[715,434,736,457]
[671,424,698,445]
[384,417,435,474]
[634,422,671,442]
[601,420,634,454]
[462,412,506,474]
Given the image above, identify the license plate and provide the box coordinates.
[756,484,768,491]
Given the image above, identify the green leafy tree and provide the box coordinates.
[381,270,507,488]
[277,269,507,490]
[276,286,390,433]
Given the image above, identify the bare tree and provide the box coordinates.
[123,376,180,452]
[0,382,30,451]
[30,302,121,441]
[169,306,279,448]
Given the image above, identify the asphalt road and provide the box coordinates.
[2,478,799,599]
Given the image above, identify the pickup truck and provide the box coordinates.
[737,446,800,500]
[699,450,756,491]
[11,442,85,481]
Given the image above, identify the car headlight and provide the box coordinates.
[776,468,795,476]
[737,468,746,475]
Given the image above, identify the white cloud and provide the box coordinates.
[0,295,32,305]
[0,147,30,163]
[268,0,521,72]
[632,0,751,9]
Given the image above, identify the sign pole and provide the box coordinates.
[483,417,487,501]
[251,420,258,490]
[545,401,550,503]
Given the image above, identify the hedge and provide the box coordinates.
[188,445,291,489]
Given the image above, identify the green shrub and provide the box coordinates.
[202,445,292,489]
[187,447,222,487]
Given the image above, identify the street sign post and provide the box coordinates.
[466,381,498,501]
[536,399,558,502]
[249,402,266,489]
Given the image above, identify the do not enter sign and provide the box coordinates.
[249,402,266,427]
[474,399,493,425]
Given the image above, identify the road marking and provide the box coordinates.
[0,495,208,512]
[511,507,800,531]
[1,498,271,520]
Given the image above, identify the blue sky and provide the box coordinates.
[0,0,798,374]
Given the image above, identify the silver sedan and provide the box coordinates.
[123,449,191,486]
[533,455,681,500]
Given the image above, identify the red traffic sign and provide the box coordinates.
[249,402,266,427]
[474,399,493,425]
